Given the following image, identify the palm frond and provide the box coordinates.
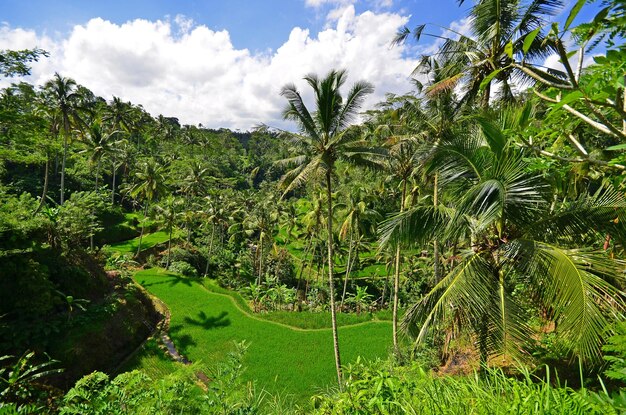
[378,204,454,249]
[338,81,375,130]
[279,156,323,196]
[281,83,320,141]
[528,184,626,244]
[514,241,625,361]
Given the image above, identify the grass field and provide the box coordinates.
[105,230,180,254]
[130,268,392,401]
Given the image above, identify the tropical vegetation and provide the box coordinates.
[1,0,626,413]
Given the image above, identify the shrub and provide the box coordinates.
[604,321,626,383]
[168,261,198,278]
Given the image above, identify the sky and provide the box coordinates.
[0,0,597,130]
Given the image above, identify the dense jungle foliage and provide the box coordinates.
[2,0,626,413]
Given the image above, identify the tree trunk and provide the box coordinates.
[325,170,342,388]
[340,230,354,309]
[89,159,101,251]
[622,75,625,135]
[392,178,407,353]
[482,82,491,109]
[35,154,50,215]
[60,132,68,205]
[433,172,441,282]
[111,158,117,204]
[204,224,215,277]
[95,159,100,193]
[257,236,264,285]
[166,223,173,269]
[136,203,148,258]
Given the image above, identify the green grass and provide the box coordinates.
[259,310,381,329]
[133,268,392,402]
[201,277,394,329]
[105,230,180,254]
[119,337,180,379]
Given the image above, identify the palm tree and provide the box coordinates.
[155,196,183,269]
[81,122,120,194]
[380,119,626,365]
[128,159,167,257]
[103,97,134,133]
[337,187,380,308]
[181,161,214,203]
[33,94,60,214]
[383,138,420,352]
[393,0,563,107]
[371,87,463,351]
[103,97,136,203]
[42,73,87,204]
[277,69,379,387]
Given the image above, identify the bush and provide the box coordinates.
[604,321,626,383]
[168,261,198,278]
[59,342,267,414]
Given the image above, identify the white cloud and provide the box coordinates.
[543,51,595,74]
[305,0,354,8]
[0,10,417,130]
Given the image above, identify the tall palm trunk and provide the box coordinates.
[89,159,101,251]
[166,223,173,269]
[35,154,50,215]
[340,229,354,309]
[136,203,148,258]
[95,159,100,193]
[111,158,117,204]
[392,179,407,353]
[433,172,441,281]
[204,223,215,277]
[257,236,264,285]
[60,132,68,205]
[325,170,342,388]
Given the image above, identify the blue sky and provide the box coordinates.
[0,0,600,129]
[2,0,469,51]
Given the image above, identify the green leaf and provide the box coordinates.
[523,28,541,55]
[504,42,513,59]
[479,68,503,92]
[564,0,586,32]
[593,56,607,64]
[549,91,583,113]
[606,144,626,151]
[476,116,506,155]
[592,6,611,25]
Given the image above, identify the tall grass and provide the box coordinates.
[313,360,617,414]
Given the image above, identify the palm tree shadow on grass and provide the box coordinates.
[169,324,198,357]
[138,273,197,288]
[184,310,230,330]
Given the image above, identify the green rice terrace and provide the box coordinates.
[127,268,391,401]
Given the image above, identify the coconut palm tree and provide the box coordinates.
[394,0,563,107]
[277,69,382,387]
[81,122,120,194]
[337,187,381,308]
[42,73,88,204]
[155,196,184,269]
[380,117,626,365]
[128,159,167,257]
[383,138,421,352]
